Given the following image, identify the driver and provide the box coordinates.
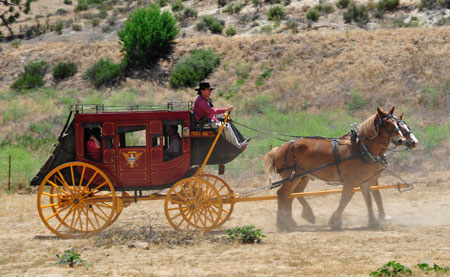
[193,82,250,150]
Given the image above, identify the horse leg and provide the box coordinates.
[293,177,316,224]
[360,182,381,229]
[329,183,355,230]
[276,178,301,231]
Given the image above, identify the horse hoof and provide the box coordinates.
[276,218,297,232]
[369,221,381,230]
[302,211,316,225]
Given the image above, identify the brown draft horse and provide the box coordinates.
[264,107,406,231]
[365,114,419,221]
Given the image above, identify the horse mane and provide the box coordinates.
[358,113,378,138]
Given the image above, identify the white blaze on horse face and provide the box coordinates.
[399,121,419,148]
[389,119,406,146]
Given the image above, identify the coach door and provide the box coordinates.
[116,124,149,185]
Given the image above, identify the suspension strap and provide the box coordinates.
[58,111,73,142]
[332,139,344,183]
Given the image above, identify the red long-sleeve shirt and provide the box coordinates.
[193,95,226,123]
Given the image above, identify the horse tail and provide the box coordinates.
[263,147,279,174]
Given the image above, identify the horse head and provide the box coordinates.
[376,107,406,146]
[397,113,419,149]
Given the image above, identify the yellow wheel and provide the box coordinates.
[108,192,132,227]
[164,177,223,231]
[37,162,116,238]
[200,174,234,227]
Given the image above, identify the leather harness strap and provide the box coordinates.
[332,138,344,183]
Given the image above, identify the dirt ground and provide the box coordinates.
[0,171,449,276]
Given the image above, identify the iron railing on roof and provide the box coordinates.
[71,102,193,113]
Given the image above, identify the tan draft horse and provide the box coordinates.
[264,107,406,231]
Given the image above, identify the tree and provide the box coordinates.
[0,0,33,37]
[118,5,179,69]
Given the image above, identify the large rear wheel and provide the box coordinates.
[164,177,223,231]
[37,162,116,238]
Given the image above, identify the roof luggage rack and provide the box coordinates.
[71,102,193,113]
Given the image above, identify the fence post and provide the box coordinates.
[8,155,11,190]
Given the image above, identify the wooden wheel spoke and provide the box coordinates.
[41,202,61,209]
[41,191,59,198]
[56,171,74,194]
[54,206,74,231]
[174,190,189,202]
[47,179,70,196]
[78,166,86,189]
[70,166,77,193]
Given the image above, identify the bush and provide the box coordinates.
[223,225,266,244]
[171,0,184,12]
[225,26,237,36]
[306,8,320,21]
[84,58,124,88]
[64,0,72,4]
[267,5,285,20]
[183,7,198,18]
[118,5,179,68]
[343,4,369,24]
[72,23,82,31]
[370,261,412,276]
[169,49,221,89]
[196,16,225,34]
[377,0,400,10]
[53,62,78,81]
[54,22,64,34]
[11,61,48,91]
[56,249,87,267]
[336,0,351,8]
[347,89,368,113]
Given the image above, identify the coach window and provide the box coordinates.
[117,126,147,148]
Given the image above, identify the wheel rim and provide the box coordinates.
[37,162,116,238]
[164,177,223,231]
[200,174,234,227]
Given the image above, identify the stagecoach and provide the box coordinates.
[31,103,412,238]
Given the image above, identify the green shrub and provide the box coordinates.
[156,0,167,7]
[169,49,221,89]
[64,0,72,4]
[370,261,412,276]
[196,16,225,34]
[55,8,69,15]
[223,225,266,244]
[336,0,351,8]
[343,4,369,24]
[347,89,368,113]
[74,0,89,11]
[377,0,399,10]
[256,69,272,86]
[306,8,320,21]
[72,23,82,31]
[54,22,64,34]
[171,0,184,12]
[183,7,198,18]
[225,26,237,36]
[267,5,285,20]
[84,58,123,88]
[417,262,450,273]
[53,62,78,81]
[11,61,48,91]
[91,17,101,26]
[118,5,179,68]
[56,249,87,267]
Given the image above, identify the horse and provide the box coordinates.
[263,107,406,231]
[367,113,419,221]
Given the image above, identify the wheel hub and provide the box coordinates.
[73,198,80,205]
[189,203,196,210]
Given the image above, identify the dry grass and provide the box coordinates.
[0,171,449,276]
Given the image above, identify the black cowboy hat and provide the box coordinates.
[195,82,214,92]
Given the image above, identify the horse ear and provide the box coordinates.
[399,112,404,119]
[377,107,386,116]
[389,106,395,114]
